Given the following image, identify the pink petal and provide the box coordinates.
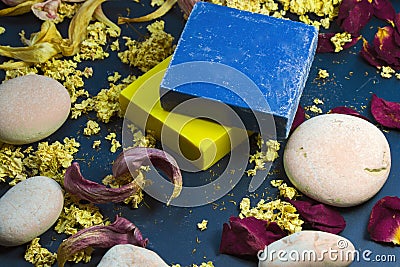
[368,196,400,245]
[371,94,400,129]
[219,216,287,258]
[32,0,61,20]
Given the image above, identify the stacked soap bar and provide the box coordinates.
[160,2,318,138]
[119,57,249,171]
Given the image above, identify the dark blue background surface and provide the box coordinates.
[0,1,400,266]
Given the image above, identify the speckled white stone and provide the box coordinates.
[97,244,169,267]
[283,114,391,207]
[0,176,64,246]
[0,74,70,145]
[259,231,355,267]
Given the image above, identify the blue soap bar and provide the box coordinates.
[160,2,318,138]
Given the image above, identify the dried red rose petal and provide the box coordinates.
[337,0,373,36]
[371,94,400,129]
[372,0,396,23]
[360,38,386,68]
[317,33,360,53]
[290,104,305,133]
[373,26,400,67]
[219,216,287,258]
[64,147,183,204]
[57,216,148,267]
[368,196,400,245]
[330,106,370,121]
[286,198,346,234]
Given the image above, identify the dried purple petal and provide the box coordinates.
[317,33,360,53]
[57,216,148,267]
[31,0,60,20]
[219,216,287,258]
[330,106,370,121]
[372,0,396,23]
[113,147,183,204]
[360,38,386,68]
[368,196,400,245]
[337,0,374,36]
[64,147,183,205]
[64,162,141,204]
[373,26,400,67]
[286,198,346,234]
[290,104,305,132]
[371,94,400,129]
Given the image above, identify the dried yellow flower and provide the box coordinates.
[197,219,208,231]
[92,140,101,149]
[270,180,301,200]
[317,69,329,79]
[330,32,353,52]
[83,120,100,136]
[239,197,303,234]
[246,136,280,176]
[380,66,395,79]
[24,238,57,267]
[118,20,174,72]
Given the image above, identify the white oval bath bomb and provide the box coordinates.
[283,114,391,207]
[0,74,70,145]
[0,176,64,246]
[259,230,356,267]
[97,244,169,267]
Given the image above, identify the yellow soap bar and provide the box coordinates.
[119,57,249,170]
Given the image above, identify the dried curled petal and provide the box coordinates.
[368,196,400,245]
[337,0,373,36]
[286,198,346,234]
[57,216,148,267]
[64,162,141,204]
[371,94,400,129]
[330,106,370,121]
[373,26,400,67]
[118,0,177,24]
[372,0,396,23]
[219,216,287,258]
[113,147,183,205]
[290,104,305,133]
[32,0,60,20]
[317,33,360,53]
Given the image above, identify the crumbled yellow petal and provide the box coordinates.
[105,132,116,140]
[380,66,395,79]
[239,197,303,234]
[197,219,208,231]
[24,238,57,267]
[247,138,280,176]
[111,39,120,51]
[270,179,283,187]
[313,98,324,105]
[92,140,101,149]
[83,120,100,136]
[118,20,174,72]
[330,32,352,52]
[396,73,400,80]
[193,261,215,267]
[318,69,329,79]
[0,27,5,35]
[55,194,108,235]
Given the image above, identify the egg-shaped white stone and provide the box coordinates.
[0,176,64,246]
